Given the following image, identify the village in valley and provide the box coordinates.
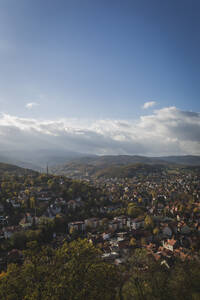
[0,163,199,269]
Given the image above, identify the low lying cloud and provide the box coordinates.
[25,102,39,109]
[142,101,156,109]
[0,106,199,156]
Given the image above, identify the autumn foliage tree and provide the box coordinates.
[0,239,119,300]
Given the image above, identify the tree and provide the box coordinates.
[0,239,119,300]
[50,239,118,300]
[122,249,170,300]
[153,227,159,235]
[30,196,36,209]
[144,215,154,230]
[168,261,200,300]
[10,232,27,249]
[129,237,137,247]
[127,204,144,218]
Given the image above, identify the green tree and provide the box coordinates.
[127,203,144,218]
[144,215,154,230]
[0,239,119,300]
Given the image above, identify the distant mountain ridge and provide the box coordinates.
[0,151,199,174]
[0,149,95,171]
[51,155,200,177]
[63,154,200,166]
[153,155,200,165]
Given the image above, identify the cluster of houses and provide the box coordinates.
[67,209,199,265]
[65,171,200,265]
[0,169,199,267]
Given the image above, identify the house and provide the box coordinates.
[99,218,109,227]
[37,196,52,201]
[67,199,82,211]
[162,238,179,252]
[55,197,66,205]
[115,258,126,265]
[19,214,37,229]
[102,232,111,240]
[10,200,21,208]
[161,260,170,269]
[85,218,100,229]
[114,216,127,226]
[37,189,50,196]
[68,221,85,233]
[113,218,124,230]
[117,232,128,239]
[102,252,119,261]
[128,218,144,230]
[49,204,61,216]
[108,220,119,232]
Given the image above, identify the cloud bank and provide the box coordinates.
[0,106,199,156]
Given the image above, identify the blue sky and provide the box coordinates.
[0,0,199,155]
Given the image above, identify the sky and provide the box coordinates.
[0,0,199,156]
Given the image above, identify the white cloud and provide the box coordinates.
[25,102,39,109]
[142,101,156,109]
[0,106,199,156]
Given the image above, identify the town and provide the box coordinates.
[0,164,199,270]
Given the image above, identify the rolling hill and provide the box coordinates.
[0,162,38,176]
[51,155,200,178]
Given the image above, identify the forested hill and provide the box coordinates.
[51,162,164,178]
[51,158,200,178]
[94,163,165,178]
[60,154,200,166]
[0,162,38,176]
[0,153,199,172]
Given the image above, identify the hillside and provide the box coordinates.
[54,154,200,168]
[154,155,200,166]
[0,162,38,176]
[63,155,168,166]
[94,163,166,178]
[51,155,200,178]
